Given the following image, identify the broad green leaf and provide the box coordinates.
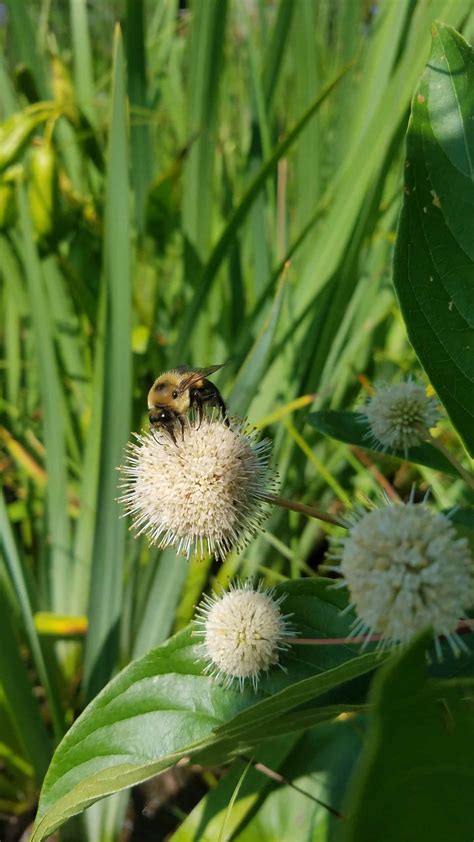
[393,23,474,455]
[169,735,299,842]
[31,579,381,841]
[340,633,474,842]
[233,719,364,842]
[307,410,456,475]
[172,718,363,842]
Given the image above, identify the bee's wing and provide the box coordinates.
[176,364,225,394]
[196,363,225,378]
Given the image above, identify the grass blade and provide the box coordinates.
[262,0,295,105]
[17,189,71,616]
[176,62,351,357]
[0,493,64,738]
[126,0,153,235]
[5,0,48,97]
[228,271,287,416]
[69,0,95,116]
[0,582,51,782]
[132,550,187,659]
[182,0,229,260]
[83,26,132,701]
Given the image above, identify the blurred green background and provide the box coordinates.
[1,0,473,837]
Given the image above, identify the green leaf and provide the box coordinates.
[233,719,363,842]
[70,290,106,618]
[0,494,65,740]
[69,0,94,116]
[393,23,474,456]
[31,579,380,841]
[172,718,362,842]
[17,187,71,619]
[4,0,48,98]
[169,736,299,842]
[0,582,51,782]
[262,0,295,106]
[182,0,229,260]
[175,63,350,357]
[126,0,152,235]
[228,272,287,416]
[307,410,457,475]
[340,632,474,842]
[131,550,188,658]
[82,26,132,701]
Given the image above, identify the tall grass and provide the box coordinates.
[1,0,473,836]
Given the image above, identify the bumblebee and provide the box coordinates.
[148,364,227,440]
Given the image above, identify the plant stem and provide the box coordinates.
[265,494,346,527]
[287,635,383,645]
[287,620,474,646]
[240,755,343,818]
[429,434,474,491]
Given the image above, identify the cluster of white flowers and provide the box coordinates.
[332,501,473,655]
[119,377,473,689]
[120,414,276,561]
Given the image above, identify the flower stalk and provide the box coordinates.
[265,494,345,527]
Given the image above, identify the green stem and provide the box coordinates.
[265,494,345,527]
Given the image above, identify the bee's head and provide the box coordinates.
[149,407,176,428]
[148,377,190,414]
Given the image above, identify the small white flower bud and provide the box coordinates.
[194,580,294,690]
[361,380,439,451]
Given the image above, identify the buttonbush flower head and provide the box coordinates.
[194,580,294,690]
[119,413,277,561]
[360,379,439,451]
[331,501,473,655]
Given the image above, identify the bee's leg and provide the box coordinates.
[167,426,177,446]
[190,389,204,429]
[209,392,229,425]
[177,413,186,441]
[191,387,227,425]
[196,401,204,430]
[215,394,229,426]
[151,427,163,445]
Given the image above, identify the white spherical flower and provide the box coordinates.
[361,380,439,451]
[194,580,294,690]
[332,502,473,653]
[119,414,276,561]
